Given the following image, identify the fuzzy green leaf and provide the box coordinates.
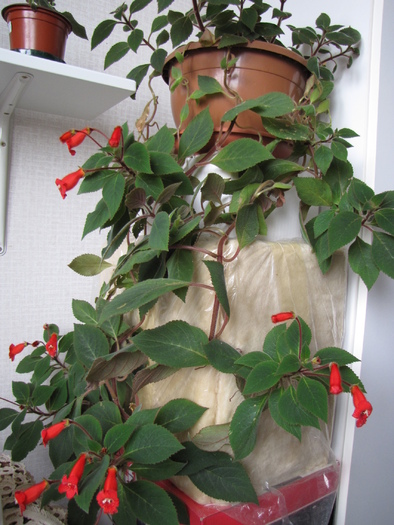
[178,108,214,160]
[229,396,267,460]
[73,324,109,369]
[375,209,394,235]
[372,232,394,278]
[268,389,301,440]
[293,178,333,206]
[327,211,362,253]
[236,203,259,249]
[103,173,125,219]
[212,139,273,172]
[91,20,117,50]
[204,339,241,374]
[104,42,130,69]
[278,385,320,428]
[104,424,134,454]
[124,423,183,463]
[99,279,189,322]
[243,361,279,395]
[297,377,328,422]
[203,260,230,316]
[348,237,380,290]
[124,142,152,173]
[314,346,360,366]
[133,321,209,367]
[69,254,112,277]
[148,212,170,251]
[155,399,207,433]
[72,299,98,325]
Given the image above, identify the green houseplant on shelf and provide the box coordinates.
[2,0,87,62]
[1,1,393,525]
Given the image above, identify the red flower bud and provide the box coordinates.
[60,127,90,156]
[96,467,119,514]
[329,363,343,394]
[58,453,86,499]
[109,126,122,148]
[56,168,85,199]
[45,333,58,358]
[271,312,294,324]
[15,480,49,515]
[351,385,373,427]
[41,420,69,447]
[9,342,27,361]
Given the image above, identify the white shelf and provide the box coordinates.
[0,48,136,119]
[0,48,136,255]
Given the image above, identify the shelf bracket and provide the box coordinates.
[0,71,33,255]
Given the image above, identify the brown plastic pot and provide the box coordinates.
[2,4,71,63]
[163,41,309,157]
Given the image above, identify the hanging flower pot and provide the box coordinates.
[2,4,72,63]
[163,42,309,157]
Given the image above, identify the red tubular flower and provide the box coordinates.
[329,363,343,394]
[58,453,86,499]
[60,127,91,155]
[109,126,122,148]
[45,333,58,358]
[56,168,85,199]
[271,312,294,324]
[96,467,119,514]
[9,342,27,361]
[15,480,49,515]
[41,420,69,447]
[351,385,373,427]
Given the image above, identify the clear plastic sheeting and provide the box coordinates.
[159,461,340,525]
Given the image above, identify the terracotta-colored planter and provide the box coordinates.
[163,42,309,157]
[2,4,71,63]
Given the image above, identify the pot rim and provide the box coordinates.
[163,40,309,84]
[2,3,72,30]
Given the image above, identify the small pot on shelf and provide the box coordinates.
[2,3,72,63]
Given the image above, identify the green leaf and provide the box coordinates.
[133,321,209,367]
[127,63,150,91]
[12,420,43,461]
[124,142,152,173]
[74,324,109,369]
[72,414,103,455]
[203,260,230,316]
[189,460,258,504]
[348,178,374,210]
[91,20,117,49]
[149,151,184,175]
[243,361,279,395]
[82,199,111,238]
[128,29,144,52]
[147,126,175,153]
[197,75,224,95]
[314,145,334,174]
[31,385,55,407]
[124,423,183,463]
[103,173,125,219]
[327,211,362,253]
[99,279,189,322]
[151,48,167,73]
[262,118,313,141]
[69,254,112,277]
[167,249,193,283]
[375,209,394,235]
[104,42,130,69]
[0,408,19,430]
[72,299,97,325]
[148,212,170,251]
[74,455,110,513]
[278,386,320,429]
[236,203,259,249]
[178,108,214,160]
[314,346,360,366]
[117,480,178,525]
[104,424,134,454]
[276,354,301,375]
[204,340,241,373]
[85,401,122,436]
[268,389,301,440]
[372,232,394,278]
[12,381,30,404]
[201,173,225,204]
[293,178,333,206]
[155,399,207,433]
[229,396,267,460]
[263,324,286,362]
[212,139,273,172]
[313,209,335,237]
[131,459,184,481]
[297,377,328,422]
[348,237,380,290]
[170,15,193,47]
[86,350,146,384]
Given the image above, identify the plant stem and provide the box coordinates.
[192,0,206,33]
